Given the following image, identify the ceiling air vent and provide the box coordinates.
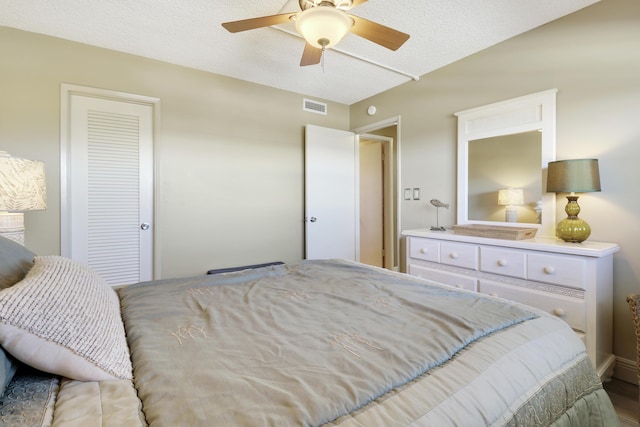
[303,98,327,115]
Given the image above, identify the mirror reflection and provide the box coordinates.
[467,131,542,224]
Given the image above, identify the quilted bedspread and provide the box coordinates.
[118,259,543,426]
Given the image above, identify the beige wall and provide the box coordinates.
[351,0,640,372]
[0,26,349,278]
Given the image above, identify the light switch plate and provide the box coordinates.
[404,188,412,200]
[413,188,420,200]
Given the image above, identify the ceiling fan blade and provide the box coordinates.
[222,13,295,33]
[349,15,410,51]
[300,43,323,66]
[349,0,368,9]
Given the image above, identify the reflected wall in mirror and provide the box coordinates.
[468,131,542,224]
[455,89,558,237]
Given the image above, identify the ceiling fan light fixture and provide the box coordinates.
[295,7,353,49]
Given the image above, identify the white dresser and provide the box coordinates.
[402,229,619,380]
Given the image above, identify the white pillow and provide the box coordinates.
[0,256,132,381]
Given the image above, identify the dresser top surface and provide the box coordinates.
[402,229,620,258]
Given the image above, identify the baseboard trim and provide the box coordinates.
[614,356,638,385]
[599,354,617,381]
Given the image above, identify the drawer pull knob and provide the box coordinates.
[420,248,428,254]
[497,259,508,267]
[449,252,458,260]
[544,266,555,275]
[553,308,566,317]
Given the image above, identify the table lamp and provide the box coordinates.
[498,188,524,222]
[546,159,600,243]
[0,151,47,245]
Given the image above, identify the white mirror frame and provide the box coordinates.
[455,89,558,237]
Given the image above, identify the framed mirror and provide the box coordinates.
[455,89,558,237]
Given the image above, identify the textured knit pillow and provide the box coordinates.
[0,256,132,381]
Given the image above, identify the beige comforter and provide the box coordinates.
[3,260,617,426]
[114,260,617,427]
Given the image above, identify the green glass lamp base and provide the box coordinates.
[556,218,591,243]
[556,195,591,243]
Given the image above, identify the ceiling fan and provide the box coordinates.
[222,0,410,66]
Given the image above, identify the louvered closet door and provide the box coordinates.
[67,95,153,286]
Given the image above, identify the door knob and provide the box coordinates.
[310,217,317,222]
[140,223,150,230]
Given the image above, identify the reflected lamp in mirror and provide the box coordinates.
[0,151,47,245]
[546,159,600,243]
[498,188,524,223]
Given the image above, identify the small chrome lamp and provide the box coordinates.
[498,188,524,223]
[0,151,47,245]
[546,159,600,243]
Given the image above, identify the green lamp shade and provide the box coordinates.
[546,159,600,243]
[547,159,601,193]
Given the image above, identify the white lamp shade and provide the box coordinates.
[498,188,524,206]
[295,7,353,49]
[0,151,46,212]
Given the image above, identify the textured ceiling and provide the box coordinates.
[1,0,600,105]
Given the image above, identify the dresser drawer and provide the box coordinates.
[408,264,477,291]
[440,242,478,270]
[408,238,439,262]
[480,247,526,279]
[527,253,585,289]
[478,280,585,332]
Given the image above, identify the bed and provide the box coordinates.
[0,235,619,426]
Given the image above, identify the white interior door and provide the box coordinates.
[305,125,358,261]
[62,92,154,286]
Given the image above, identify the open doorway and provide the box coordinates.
[359,135,392,268]
[353,118,400,271]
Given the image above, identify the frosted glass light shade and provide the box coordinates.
[295,7,353,49]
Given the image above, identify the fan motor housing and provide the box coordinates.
[299,0,353,11]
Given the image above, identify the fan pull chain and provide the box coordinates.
[317,38,329,72]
